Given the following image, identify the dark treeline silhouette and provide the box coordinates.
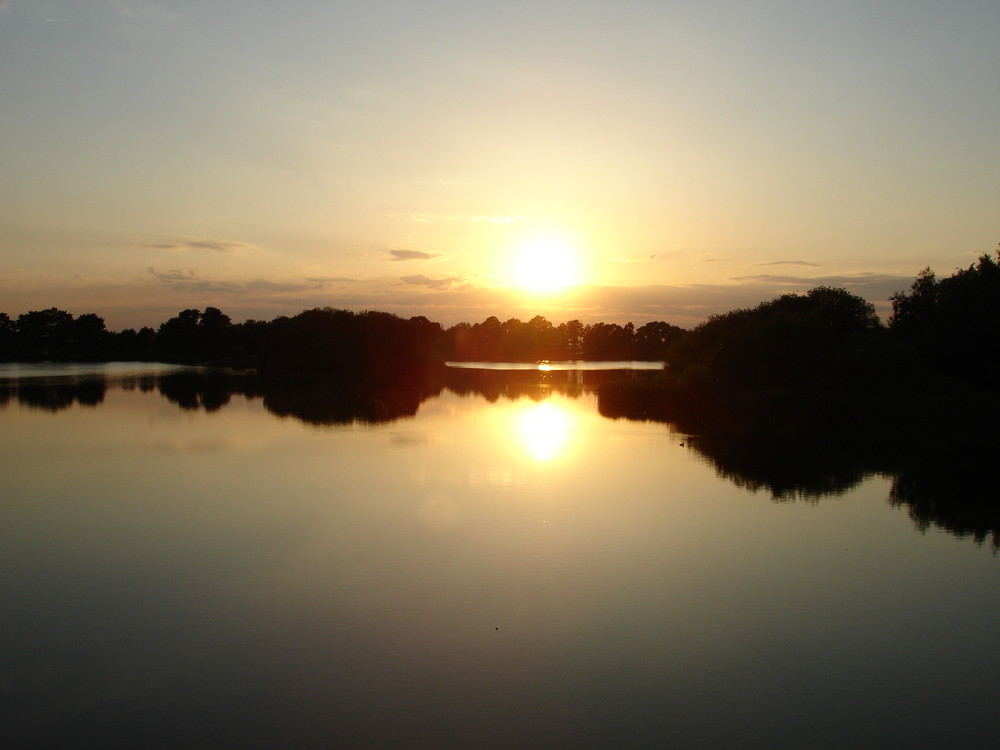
[663,286,888,390]
[4,249,998,388]
[0,305,680,372]
[658,249,1000,393]
[257,309,446,386]
[445,316,683,361]
[0,308,138,362]
[0,306,268,365]
[888,251,1000,384]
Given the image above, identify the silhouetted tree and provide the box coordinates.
[157,309,203,361]
[475,316,503,360]
[557,319,585,359]
[0,312,17,361]
[582,322,634,360]
[16,307,75,359]
[7,309,112,360]
[405,315,446,361]
[889,250,1000,383]
[633,321,684,361]
[199,306,233,360]
[445,322,474,361]
[156,307,234,362]
[112,326,158,360]
[71,313,112,360]
[228,318,270,366]
[444,316,677,362]
[258,308,443,385]
[667,286,883,388]
[889,267,938,338]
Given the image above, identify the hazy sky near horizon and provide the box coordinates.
[1,0,998,330]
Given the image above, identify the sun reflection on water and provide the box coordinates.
[516,400,573,461]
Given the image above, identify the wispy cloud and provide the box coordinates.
[730,272,909,289]
[305,276,361,284]
[145,237,259,254]
[753,260,821,267]
[400,274,463,290]
[176,280,247,293]
[148,267,197,282]
[731,273,912,306]
[245,279,317,292]
[183,238,254,253]
[389,249,443,262]
[148,267,317,294]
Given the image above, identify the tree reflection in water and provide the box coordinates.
[5,367,997,548]
[2,379,107,411]
[598,379,1000,548]
[889,453,1000,547]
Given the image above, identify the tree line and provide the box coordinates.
[2,248,997,388]
[0,306,684,370]
[445,316,683,361]
[659,249,1000,392]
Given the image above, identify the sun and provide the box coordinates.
[510,235,581,293]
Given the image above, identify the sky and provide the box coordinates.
[1,0,998,331]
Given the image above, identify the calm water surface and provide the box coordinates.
[1,364,998,748]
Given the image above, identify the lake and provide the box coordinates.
[1,363,998,749]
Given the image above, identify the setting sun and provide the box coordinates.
[510,236,581,294]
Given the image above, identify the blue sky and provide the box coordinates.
[1,0,998,329]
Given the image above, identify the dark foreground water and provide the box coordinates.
[1,363,998,748]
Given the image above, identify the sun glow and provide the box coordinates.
[510,235,581,293]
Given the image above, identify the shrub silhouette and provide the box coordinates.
[889,250,1000,383]
[667,286,882,389]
